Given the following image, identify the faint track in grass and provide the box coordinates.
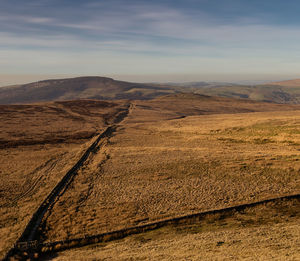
[1,157,61,208]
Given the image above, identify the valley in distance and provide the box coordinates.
[0,76,299,260]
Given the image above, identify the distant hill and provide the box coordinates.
[189,84,300,104]
[266,79,300,87]
[1,76,300,104]
[0,76,179,104]
[139,80,300,104]
[140,93,300,119]
[162,79,300,104]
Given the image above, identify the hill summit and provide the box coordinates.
[0,76,177,104]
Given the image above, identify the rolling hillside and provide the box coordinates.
[0,76,178,104]
[1,76,300,104]
[180,83,300,104]
[1,94,300,259]
[267,79,300,87]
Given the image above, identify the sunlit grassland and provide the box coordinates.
[43,109,300,244]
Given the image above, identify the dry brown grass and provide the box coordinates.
[0,99,126,148]
[1,94,300,259]
[41,97,300,245]
[0,100,128,258]
[52,198,300,260]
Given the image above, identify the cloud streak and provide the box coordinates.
[1,0,300,78]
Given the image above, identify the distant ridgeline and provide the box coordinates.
[0,76,299,104]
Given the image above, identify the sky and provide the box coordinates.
[1,0,300,85]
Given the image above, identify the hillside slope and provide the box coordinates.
[188,84,300,104]
[0,76,177,104]
[1,95,300,259]
[1,76,300,104]
[267,79,300,87]
[0,99,129,258]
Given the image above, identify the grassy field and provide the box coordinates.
[41,96,300,246]
[52,197,300,260]
[1,94,300,259]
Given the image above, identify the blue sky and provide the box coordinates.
[1,0,300,83]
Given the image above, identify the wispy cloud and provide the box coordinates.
[1,0,300,77]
